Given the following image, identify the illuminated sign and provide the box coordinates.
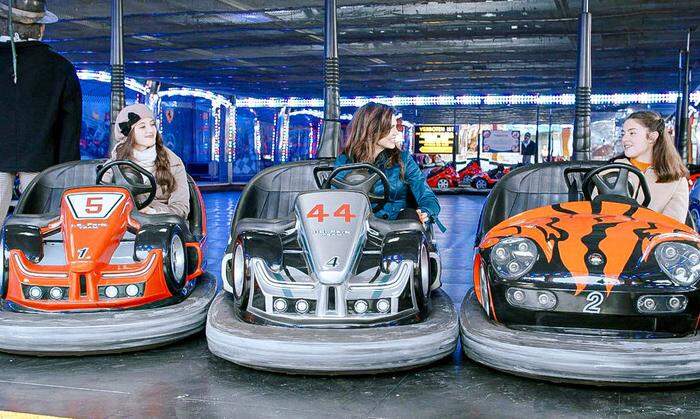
[414,125,455,154]
[482,130,521,153]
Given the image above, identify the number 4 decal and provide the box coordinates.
[333,203,356,223]
[307,204,329,222]
[306,204,356,223]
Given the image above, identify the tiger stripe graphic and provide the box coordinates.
[480,201,698,294]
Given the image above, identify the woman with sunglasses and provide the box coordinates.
[334,102,442,229]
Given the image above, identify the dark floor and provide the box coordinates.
[0,193,698,418]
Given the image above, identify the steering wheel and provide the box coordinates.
[96,160,157,210]
[582,163,651,207]
[322,163,391,208]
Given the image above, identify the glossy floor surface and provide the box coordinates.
[1,193,698,418]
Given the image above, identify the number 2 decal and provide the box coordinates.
[307,204,356,223]
[583,291,604,313]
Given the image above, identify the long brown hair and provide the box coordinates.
[626,111,688,183]
[115,131,176,195]
[343,102,404,178]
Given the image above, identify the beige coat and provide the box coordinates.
[614,157,689,223]
[106,147,190,219]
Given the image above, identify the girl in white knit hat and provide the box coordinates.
[109,104,190,218]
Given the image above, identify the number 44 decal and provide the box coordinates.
[306,204,356,223]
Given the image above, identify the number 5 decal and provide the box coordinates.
[85,197,104,214]
[583,291,604,313]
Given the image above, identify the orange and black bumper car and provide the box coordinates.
[461,161,700,385]
[0,160,216,355]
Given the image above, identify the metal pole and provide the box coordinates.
[675,29,691,162]
[316,0,340,158]
[573,0,591,161]
[228,96,236,184]
[534,104,540,164]
[452,102,457,165]
[547,109,553,161]
[110,0,125,151]
[476,109,482,163]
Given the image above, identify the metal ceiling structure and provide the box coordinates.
[45,1,700,98]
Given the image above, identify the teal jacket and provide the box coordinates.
[334,150,444,230]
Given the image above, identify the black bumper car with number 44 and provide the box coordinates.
[207,162,458,374]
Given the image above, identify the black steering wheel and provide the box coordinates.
[582,163,651,207]
[322,163,391,208]
[96,160,157,210]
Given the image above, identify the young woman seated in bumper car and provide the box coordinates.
[460,111,700,385]
[208,103,458,375]
[334,103,443,226]
[0,104,216,355]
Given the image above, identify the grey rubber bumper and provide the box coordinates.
[0,272,217,356]
[206,289,458,375]
[460,289,700,385]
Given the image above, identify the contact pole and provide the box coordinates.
[110,0,125,151]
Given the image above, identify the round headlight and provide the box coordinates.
[654,242,700,286]
[376,298,391,313]
[295,299,309,314]
[49,287,63,300]
[125,284,139,297]
[490,238,538,279]
[28,286,43,300]
[105,285,118,298]
[273,298,288,312]
[354,300,368,314]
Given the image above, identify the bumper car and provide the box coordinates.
[0,160,216,355]
[426,163,460,191]
[458,160,510,190]
[461,161,700,385]
[207,161,458,374]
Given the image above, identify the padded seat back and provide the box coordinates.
[15,160,204,239]
[16,160,104,215]
[186,175,204,240]
[478,161,603,241]
[232,159,334,232]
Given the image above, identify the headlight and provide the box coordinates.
[490,237,538,279]
[654,242,700,286]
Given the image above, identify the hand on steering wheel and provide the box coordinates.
[582,163,651,207]
[322,163,391,208]
[96,160,157,210]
